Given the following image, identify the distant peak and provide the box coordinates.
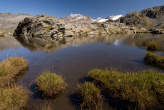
[68,13,85,18]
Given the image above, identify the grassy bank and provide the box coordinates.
[87,69,164,110]
[144,52,164,68]
[0,57,28,87]
[36,72,67,97]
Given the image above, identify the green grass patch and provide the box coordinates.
[0,57,28,87]
[146,41,160,51]
[88,69,164,110]
[0,86,28,110]
[78,82,102,110]
[36,72,67,97]
[144,52,164,68]
[41,103,53,110]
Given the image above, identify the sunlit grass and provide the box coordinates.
[146,41,160,51]
[36,72,67,97]
[41,103,53,110]
[0,57,28,87]
[0,86,28,110]
[79,82,102,110]
[144,52,164,68]
[88,69,164,110]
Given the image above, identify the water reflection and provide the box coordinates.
[0,34,164,110]
[123,33,164,51]
[15,36,122,53]
[0,37,21,51]
[113,39,121,46]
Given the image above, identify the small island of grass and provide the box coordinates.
[146,41,160,51]
[36,72,67,97]
[144,52,164,68]
[0,57,28,87]
[79,82,102,110]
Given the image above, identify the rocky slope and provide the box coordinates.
[119,5,164,33]
[13,14,134,46]
[0,13,32,37]
[13,5,164,47]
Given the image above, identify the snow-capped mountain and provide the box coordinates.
[93,15,123,23]
[93,17,108,23]
[66,13,123,23]
[68,13,88,20]
[107,15,123,21]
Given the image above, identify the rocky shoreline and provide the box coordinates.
[0,6,164,46]
[13,15,134,42]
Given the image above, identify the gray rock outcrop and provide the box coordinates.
[14,15,134,45]
[119,5,164,33]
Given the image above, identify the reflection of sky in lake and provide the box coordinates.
[0,34,164,110]
[113,39,121,46]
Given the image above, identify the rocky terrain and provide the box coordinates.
[1,5,164,47]
[119,5,164,33]
[13,14,134,46]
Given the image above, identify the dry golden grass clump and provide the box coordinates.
[41,103,53,110]
[144,52,164,68]
[88,69,164,110]
[0,86,28,110]
[79,82,102,110]
[36,72,67,97]
[0,57,28,87]
[146,40,160,51]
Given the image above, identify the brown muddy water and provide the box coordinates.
[0,34,164,110]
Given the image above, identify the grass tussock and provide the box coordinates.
[79,82,102,110]
[146,41,160,51]
[88,69,164,110]
[0,57,28,87]
[36,72,67,97]
[41,103,53,110]
[144,52,164,68]
[0,86,28,110]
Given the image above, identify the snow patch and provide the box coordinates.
[93,17,108,23]
[108,15,123,21]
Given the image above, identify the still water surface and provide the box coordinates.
[0,34,164,110]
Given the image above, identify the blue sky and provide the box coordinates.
[0,0,164,18]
